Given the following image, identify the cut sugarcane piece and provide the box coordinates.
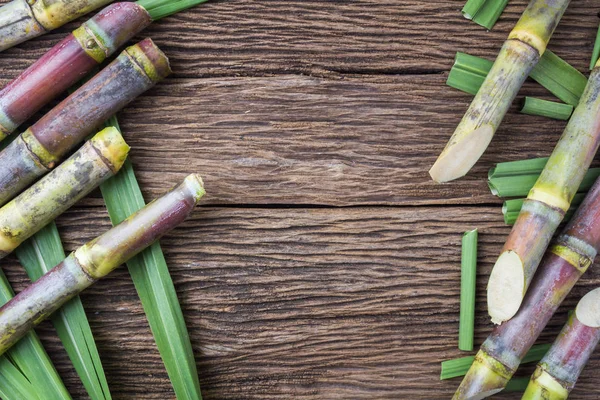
[453,176,600,398]
[431,0,570,182]
[487,58,600,324]
[523,288,600,398]
[0,0,112,52]
[461,0,509,31]
[520,97,573,120]
[0,127,128,259]
[447,50,587,107]
[0,0,209,140]
[0,38,170,208]
[0,2,152,140]
[0,174,205,356]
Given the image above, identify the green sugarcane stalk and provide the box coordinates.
[0,174,204,356]
[523,288,600,399]
[0,127,128,258]
[0,38,170,208]
[0,0,113,52]
[430,0,570,183]
[487,58,600,325]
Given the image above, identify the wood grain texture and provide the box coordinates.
[0,0,598,398]
[2,205,598,399]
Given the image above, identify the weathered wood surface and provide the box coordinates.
[0,0,599,399]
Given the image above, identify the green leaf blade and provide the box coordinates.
[100,116,202,400]
[520,97,573,120]
[16,222,112,400]
[459,229,477,352]
[462,0,509,30]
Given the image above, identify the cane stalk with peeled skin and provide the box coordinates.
[0,0,207,141]
[0,127,127,259]
[430,0,570,183]
[522,288,600,399]
[0,38,170,208]
[453,177,600,399]
[0,0,113,52]
[487,59,600,325]
[0,174,204,356]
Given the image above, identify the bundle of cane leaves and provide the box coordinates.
[99,116,204,399]
[0,0,112,52]
[0,0,208,141]
[447,50,586,119]
[461,0,509,31]
[487,58,600,326]
[0,38,170,207]
[453,174,600,398]
[430,0,570,182]
[9,127,130,400]
[0,175,205,358]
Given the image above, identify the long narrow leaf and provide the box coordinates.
[16,222,112,400]
[461,0,509,30]
[0,268,71,399]
[100,116,202,399]
[0,357,39,400]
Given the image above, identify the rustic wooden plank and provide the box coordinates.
[3,205,599,399]
[0,1,596,77]
[117,74,567,206]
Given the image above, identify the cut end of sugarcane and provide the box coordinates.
[575,287,600,328]
[429,125,494,183]
[183,174,206,203]
[90,127,130,172]
[487,251,525,325]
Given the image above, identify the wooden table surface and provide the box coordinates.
[1,0,600,398]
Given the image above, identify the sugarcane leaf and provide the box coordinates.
[16,222,112,400]
[461,0,509,30]
[137,0,209,20]
[100,116,202,399]
[0,356,40,400]
[0,268,71,399]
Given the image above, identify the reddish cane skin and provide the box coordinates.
[545,316,600,387]
[483,254,582,370]
[92,3,152,51]
[0,36,96,129]
[563,181,600,249]
[481,179,600,372]
[31,40,167,158]
[89,197,195,270]
[0,2,152,135]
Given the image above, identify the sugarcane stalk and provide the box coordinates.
[486,59,600,325]
[452,177,600,399]
[0,174,204,357]
[522,288,600,399]
[0,0,113,52]
[430,0,570,183]
[0,127,128,259]
[0,38,170,208]
[0,2,152,140]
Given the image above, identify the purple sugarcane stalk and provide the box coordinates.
[0,2,152,139]
[453,176,600,399]
[0,38,171,207]
[523,288,600,398]
[0,174,205,356]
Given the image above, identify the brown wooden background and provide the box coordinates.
[0,0,599,398]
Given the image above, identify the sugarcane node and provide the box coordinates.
[126,38,172,83]
[30,0,113,31]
